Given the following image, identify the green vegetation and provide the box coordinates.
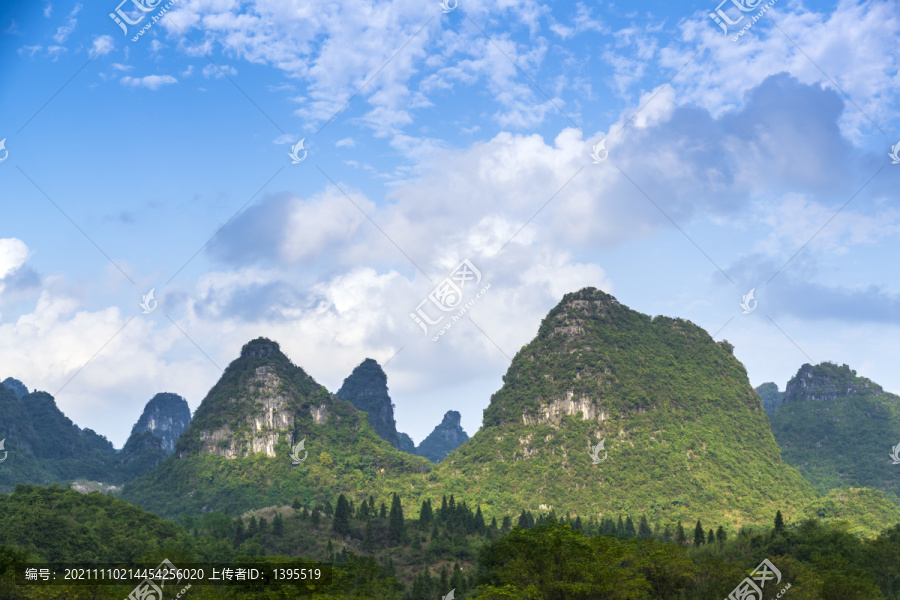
[0,386,185,492]
[416,410,470,463]
[122,338,432,518]
[2,484,900,599]
[768,362,900,505]
[756,381,784,415]
[336,358,411,451]
[428,289,900,534]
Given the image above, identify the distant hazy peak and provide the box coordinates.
[1,377,28,399]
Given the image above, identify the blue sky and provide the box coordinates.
[1,0,898,448]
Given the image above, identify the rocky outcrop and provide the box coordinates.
[784,363,883,404]
[199,366,294,459]
[129,392,191,453]
[337,358,405,450]
[756,382,785,416]
[1,378,28,399]
[416,410,469,463]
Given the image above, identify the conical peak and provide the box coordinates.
[441,410,462,426]
[353,358,386,378]
[240,337,282,359]
[785,361,882,403]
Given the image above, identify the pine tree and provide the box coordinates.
[363,517,375,552]
[601,517,616,537]
[419,499,434,531]
[774,510,784,532]
[232,518,244,547]
[258,517,267,535]
[325,539,333,561]
[501,516,511,532]
[388,493,404,544]
[616,516,625,537]
[450,563,465,595]
[380,502,388,520]
[439,565,450,595]
[291,498,302,510]
[716,525,727,546]
[625,516,637,538]
[333,493,352,536]
[430,522,440,542]
[676,521,686,545]
[490,517,498,532]
[574,516,583,531]
[663,524,672,542]
[638,515,652,539]
[311,507,321,528]
[693,520,705,546]
[474,506,486,534]
[273,513,284,537]
[707,528,715,545]
[248,516,258,537]
[323,500,333,516]
[517,509,534,529]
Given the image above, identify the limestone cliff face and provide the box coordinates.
[520,390,610,426]
[769,361,900,496]
[784,363,883,404]
[199,366,296,459]
[130,392,191,453]
[173,338,337,461]
[125,337,430,518]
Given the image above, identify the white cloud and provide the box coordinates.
[17,45,42,58]
[120,74,178,90]
[655,0,900,142]
[91,35,114,57]
[201,64,237,78]
[335,137,355,148]
[0,239,29,282]
[52,3,81,44]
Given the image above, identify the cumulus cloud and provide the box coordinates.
[52,3,81,44]
[91,35,114,57]
[0,239,29,281]
[121,74,178,89]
